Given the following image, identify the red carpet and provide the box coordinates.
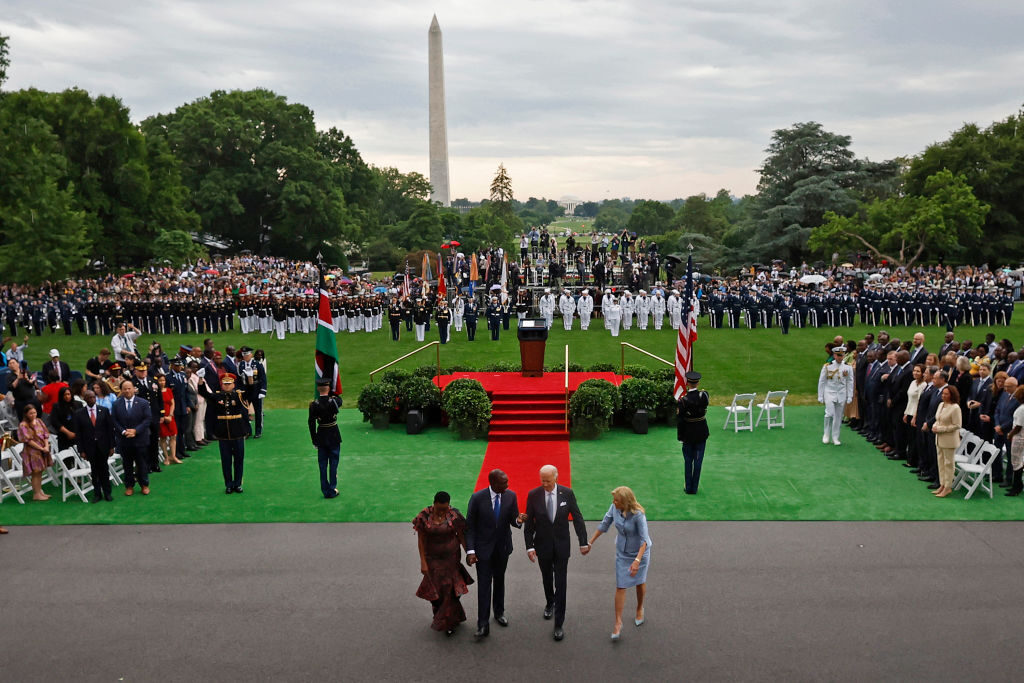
[437,372,623,509]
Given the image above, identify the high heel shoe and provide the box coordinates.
[634,610,645,627]
[610,631,620,640]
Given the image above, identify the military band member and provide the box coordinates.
[677,371,709,495]
[538,288,555,329]
[818,346,854,446]
[388,297,403,341]
[309,377,343,498]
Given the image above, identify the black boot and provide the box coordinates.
[1005,469,1023,497]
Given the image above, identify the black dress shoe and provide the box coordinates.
[543,605,554,620]
[151,465,162,473]
[180,453,191,458]
[553,628,564,641]
[233,486,243,494]
[104,492,113,502]
[495,615,508,627]
[226,487,234,494]
[904,465,918,470]
[92,495,104,503]
[474,625,489,640]
[254,433,262,439]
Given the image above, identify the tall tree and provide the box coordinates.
[0,34,9,89]
[627,199,675,236]
[808,170,989,268]
[490,163,514,210]
[675,194,730,238]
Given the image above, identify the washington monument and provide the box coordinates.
[428,14,450,206]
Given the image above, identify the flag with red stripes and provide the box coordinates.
[673,254,698,399]
[315,270,342,395]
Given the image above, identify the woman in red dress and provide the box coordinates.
[413,491,473,636]
[156,374,182,465]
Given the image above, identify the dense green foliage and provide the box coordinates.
[441,379,491,434]
[356,381,398,421]
[569,385,614,428]
[619,377,664,414]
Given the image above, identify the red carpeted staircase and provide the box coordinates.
[488,390,568,442]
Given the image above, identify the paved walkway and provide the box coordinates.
[3,521,1022,681]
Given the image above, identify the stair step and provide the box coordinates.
[493,392,567,401]
[490,410,566,420]
[488,429,569,442]
[489,419,565,430]
[492,399,565,409]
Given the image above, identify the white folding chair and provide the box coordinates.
[955,441,1000,500]
[52,447,93,502]
[723,393,757,432]
[755,390,788,430]
[108,450,124,487]
[1,443,29,504]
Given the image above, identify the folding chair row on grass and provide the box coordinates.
[723,390,789,432]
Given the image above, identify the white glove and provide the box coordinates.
[258,392,266,399]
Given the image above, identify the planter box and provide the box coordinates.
[631,410,649,434]
[452,423,488,440]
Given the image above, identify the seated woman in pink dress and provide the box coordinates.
[413,491,473,636]
[18,405,53,501]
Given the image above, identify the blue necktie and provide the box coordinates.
[493,493,501,524]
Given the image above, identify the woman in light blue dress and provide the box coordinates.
[588,486,652,640]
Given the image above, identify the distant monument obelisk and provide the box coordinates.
[428,14,450,207]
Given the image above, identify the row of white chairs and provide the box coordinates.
[952,429,1003,500]
[0,433,124,504]
[723,391,789,433]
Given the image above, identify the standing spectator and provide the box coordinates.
[49,386,78,451]
[1005,386,1024,496]
[18,405,52,501]
[930,385,962,498]
[42,349,71,385]
[110,322,141,361]
[111,379,152,496]
[202,374,250,494]
[155,373,182,465]
[73,390,115,502]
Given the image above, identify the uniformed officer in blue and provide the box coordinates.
[308,377,343,499]
[677,371,710,495]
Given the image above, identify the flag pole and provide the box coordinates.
[687,242,694,370]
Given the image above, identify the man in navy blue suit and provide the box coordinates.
[465,469,525,641]
[523,464,590,642]
[110,379,152,496]
[73,390,115,502]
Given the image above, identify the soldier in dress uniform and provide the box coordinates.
[237,347,266,439]
[201,373,251,494]
[818,346,854,446]
[487,296,502,341]
[464,295,479,341]
[388,297,403,341]
[677,371,710,495]
[308,377,343,498]
[435,299,452,344]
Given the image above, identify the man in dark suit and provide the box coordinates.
[938,331,955,360]
[110,379,152,496]
[886,351,914,460]
[74,390,116,502]
[909,332,929,367]
[42,349,72,384]
[167,357,191,458]
[920,369,948,489]
[523,464,589,641]
[465,469,525,640]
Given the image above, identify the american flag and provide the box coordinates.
[673,254,698,399]
[402,260,410,299]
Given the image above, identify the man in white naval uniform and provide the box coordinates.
[601,289,615,329]
[652,290,666,330]
[576,289,594,330]
[605,296,622,337]
[538,288,556,329]
[452,294,465,333]
[635,290,651,330]
[558,289,576,331]
[620,291,635,331]
[817,346,854,445]
[667,290,683,330]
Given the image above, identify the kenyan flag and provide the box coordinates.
[315,280,342,395]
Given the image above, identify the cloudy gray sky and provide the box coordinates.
[3,1,1023,202]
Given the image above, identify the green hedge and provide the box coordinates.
[357,381,398,422]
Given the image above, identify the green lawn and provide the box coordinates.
[4,407,1021,526]
[16,308,1024,408]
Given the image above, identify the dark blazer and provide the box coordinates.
[890,363,915,415]
[42,360,72,385]
[909,346,929,368]
[465,488,521,561]
[73,404,115,459]
[523,484,588,560]
[223,357,238,377]
[167,371,189,419]
[110,396,152,448]
[923,384,945,430]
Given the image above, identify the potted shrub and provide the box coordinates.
[380,368,411,386]
[588,362,618,373]
[656,380,678,426]
[622,363,656,380]
[398,377,441,434]
[619,377,662,434]
[442,381,492,440]
[357,381,398,429]
[577,378,621,415]
[569,385,614,440]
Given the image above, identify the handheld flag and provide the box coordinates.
[315,271,342,395]
[673,254,698,399]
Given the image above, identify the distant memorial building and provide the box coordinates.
[558,196,581,216]
[428,15,450,207]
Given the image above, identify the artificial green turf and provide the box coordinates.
[5,407,1022,526]
[15,305,1024,408]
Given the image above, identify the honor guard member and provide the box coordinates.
[500,293,512,331]
[237,347,266,438]
[435,299,452,344]
[558,289,576,331]
[402,295,414,331]
[577,289,594,330]
[272,296,288,340]
[651,289,666,330]
[778,292,793,334]
[620,290,635,330]
[487,296,502,341]
[677,371,709,495]
[309,377,343,498]
[601,289,615,329]
[413,298,429,342]
[515,288,531,322]
[818,346,854,446]
[635,290,651,330]
[388,297,403,341]
[464,295,479,341]
[605,295,622,337]
[202,373,251,494]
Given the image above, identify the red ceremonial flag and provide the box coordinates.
[437,255,447,297]
[673,254,698,399]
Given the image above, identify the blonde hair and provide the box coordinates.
[611,486,644,514]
